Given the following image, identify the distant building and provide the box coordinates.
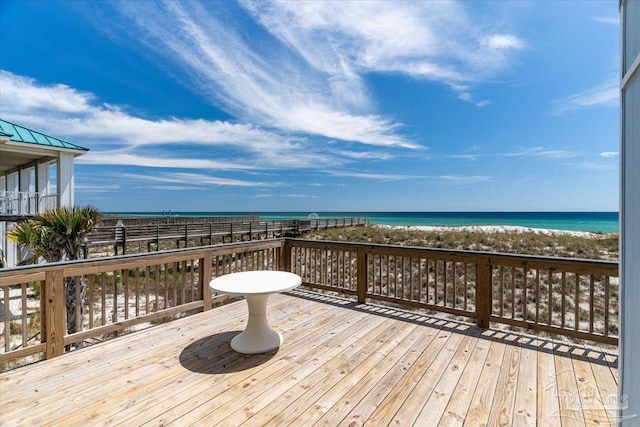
[0,119,88,267]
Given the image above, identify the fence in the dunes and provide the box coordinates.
[85,217,368,255]
[0,238,618,370]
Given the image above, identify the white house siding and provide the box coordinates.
[57,152,74,208]
[1,154,75,267]
[620,0,640,424]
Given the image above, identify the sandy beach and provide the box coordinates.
[373,224,609,238]
[302,223,618,260]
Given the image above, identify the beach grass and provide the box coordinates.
[299,225,619,346]
[300,225,619,260]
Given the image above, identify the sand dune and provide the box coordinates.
[374,224,607,238]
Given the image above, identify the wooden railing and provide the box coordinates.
[0,240,284,370]
[0,191,58,216]
[98,215,260,226]
[1,238,618,370]
[284,239,619,345]
[86,217,367,255]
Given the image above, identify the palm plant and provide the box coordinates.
[8,206,102,334]
[7,221,64,264]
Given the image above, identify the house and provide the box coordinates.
[619,0,639,422]
[0,118,88,267]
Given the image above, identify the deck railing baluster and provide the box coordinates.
[0,238,619,369]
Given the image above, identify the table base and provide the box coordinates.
[231,294,283,354]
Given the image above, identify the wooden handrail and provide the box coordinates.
[86,218,368,251]
[1,237,618,370]
[284,238,619,344]
[0,239,285,368]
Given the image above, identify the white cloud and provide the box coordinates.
[505,147,582,159]
[533,150,582,160]
[78,153,255,170]
[250,193,317,199]
[334,150,396,161]
[446,146,589,162]
[595,17,619,25]
[85,0,524,142]
[0,70,352,170]
[457,92,473,102]
[136,185,208,191]
[439,175,492,184]
[0,71,94,114]
[283,194,318,198]
[600,151,619,158]
[241,1,524,96]
[323,169,492,184]
[551,77,618,115]
[97,1,417,149]
[482,34,524,50]
[280,108,420,149]
[75,184,120,192]
[567,162,615,171]
[450,154,480,161]
[1,71,294,148]
[323,170,416,181]
[247,1,524,75]
[121,172,276,188]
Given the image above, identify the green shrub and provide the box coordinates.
[302,225,618,260]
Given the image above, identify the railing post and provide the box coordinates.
[44,269,65,359]
[476,255,492,328]
[357,247,367,304]
[39,279,47,345]
[201,252,212,310]
[279,240,291,272]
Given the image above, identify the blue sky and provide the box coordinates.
[0,0,619,212]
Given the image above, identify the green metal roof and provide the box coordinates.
[0,118,88,152]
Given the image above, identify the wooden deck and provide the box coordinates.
[0,290,618,426]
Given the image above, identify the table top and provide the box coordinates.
[209,271,302,295]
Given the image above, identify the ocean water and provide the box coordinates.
[112,211,619,233]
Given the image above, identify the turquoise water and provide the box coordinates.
[109,212,619,233]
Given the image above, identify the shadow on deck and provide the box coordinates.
[0,290,619,426]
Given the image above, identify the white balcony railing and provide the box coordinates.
[0,191,58,216]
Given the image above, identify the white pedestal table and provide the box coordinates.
[209,271,302,354]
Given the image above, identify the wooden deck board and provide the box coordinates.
[486,332,521,427]
[262,318,407,426]
[513,340,538,426]
[92,297,341,426]
[235,313,390,426]
[414,328,481,426]
[390,329,467,425]
[538,340,562,427]
[0,290,618,427]
[313,324,435,427]
[337,324,441,427]
[160,306,378,426]
[555,343,586,426]
[570,348,611,426]
[437,328,492,427]
[463,332,508,426]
